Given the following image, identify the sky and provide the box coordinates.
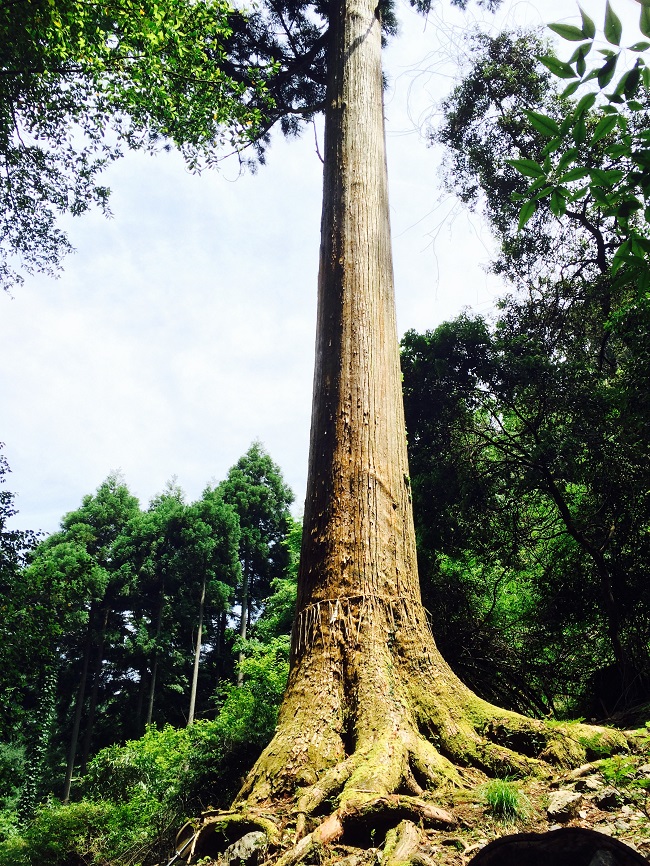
[1,0,642,533]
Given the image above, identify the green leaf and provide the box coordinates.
[605,143,630,158]
[558,166,590,182]
[570,185,589,200]
[550,189,567,216]
[590,167,625,186]
[557,147,579,172]
[537,54,579,79]
[517,200,537,230]
[611,238,631,274]
[559,114,574,137]
[628,40,650,50]
[580,6,597,38]
[561,80,582,97]
[542,137,562,157]
[507,158,546,178]
[591,186,611,205]
[548,22,589,41]
[573,116,587,143]
[591,113,618,143]
[624,65,642,99]
[604,1,623,45]
[524,110,561,137]
[574,92,597,117]
[641,3,650,38]
[598,53,620,88]
[529,176,551,194]
[569,42,593,62]
[577,51,587,78]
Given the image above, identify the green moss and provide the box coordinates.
[538,737,586,767]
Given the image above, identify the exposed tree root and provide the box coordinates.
[178,714,629,865]
[207,797,457,866]
[178,599,630,866]
[176,810,281,864]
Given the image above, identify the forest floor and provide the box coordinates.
[192,723,650,866]
[316,748,650,865]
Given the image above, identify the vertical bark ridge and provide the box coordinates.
[297,0,418,632]
[220,0,629,822]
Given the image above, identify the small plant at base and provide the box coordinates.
[601,755,638,789]
[481,780,530,822]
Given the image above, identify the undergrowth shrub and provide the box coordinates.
[0,636,289,866]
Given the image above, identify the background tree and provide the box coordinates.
[0,446,40,737]
[0,448,296,822]
[508,2,650,286]
[218,443,294,685]
[23,474,141,802]
[402,299,650,719]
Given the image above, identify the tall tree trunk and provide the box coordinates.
[63,606,95,803]
[188,571,207,725]
[17,666,58,821]
[185,0,627,857]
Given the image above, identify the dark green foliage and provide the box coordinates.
[0,588,292,865]
[423,21,650,718]
[0,0,504,290]
[0,442,297,853]
[0,446,40,736]
[433,29,621,289]
[402,292,650,717]
[218,443,294,665]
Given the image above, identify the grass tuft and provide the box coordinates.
[481,779,530,821]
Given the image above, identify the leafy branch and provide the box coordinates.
[508,1,650,294]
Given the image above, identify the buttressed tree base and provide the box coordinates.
[180,0,628,861]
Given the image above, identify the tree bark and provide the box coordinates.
[188,571,207,725]
[237,560,250,687]
[146,587,165,727]
[186,0,628,858]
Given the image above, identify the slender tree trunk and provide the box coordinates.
[188,571,207,725]
[237,561,249,687]
[80,605,109,775]
[63,606,95,803]
[540,471,628,676]
[136,663,146,731]
[147,588,165,726]
[18,666,58,821]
